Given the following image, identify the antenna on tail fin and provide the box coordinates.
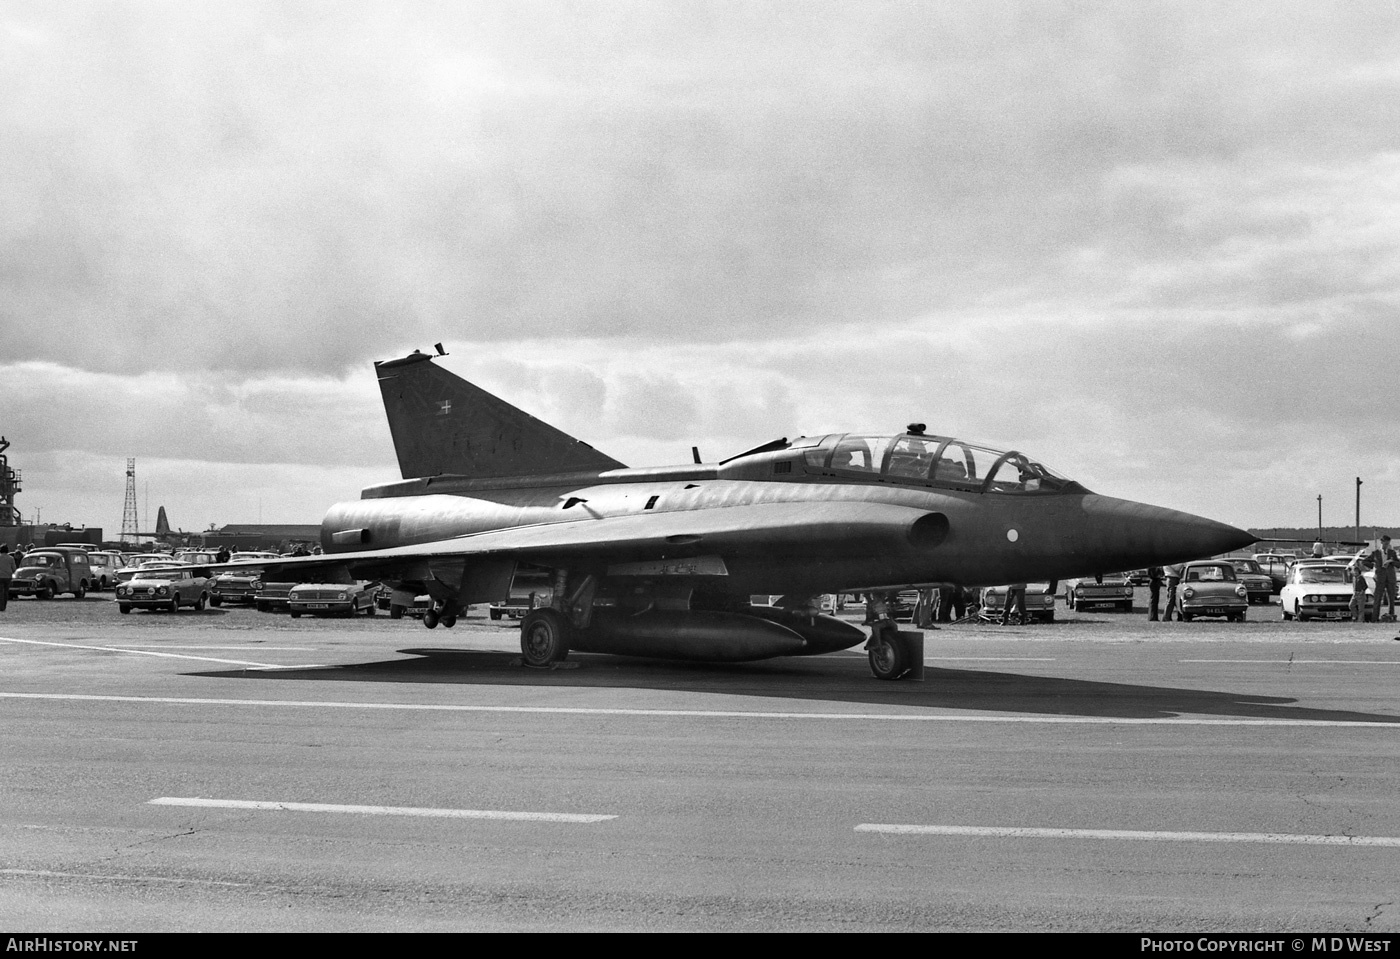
[374,350,626,480]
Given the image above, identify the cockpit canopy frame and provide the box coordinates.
[791,432,1078,494]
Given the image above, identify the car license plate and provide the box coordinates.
[1205,607,1226,615]
[308,603,327,609]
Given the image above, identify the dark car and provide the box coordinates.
[1252,553,1295,594]
[1064,573,1134,612]
[8,548,93,599]
[1226,559,1274,605]
[210,566,266,607]
[255,581,296,612]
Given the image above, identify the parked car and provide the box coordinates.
[7,549,93,599]
[210,568,265,607]
[1064,573,1134,612]
[1252,554,1295,594]
[115,559,190,583]
[377,589,433,619]
[84,551,127,590]
[489,568,554,621]
[1225,559,1274,605]
[231,551,282,563]
[980,583,1055,622]
[255,581,296,612]
[1174,561,1249,622]
[1279,563,1356,621]
[114,567,211,613]
[288,582,380,617]
[174,550,220,565]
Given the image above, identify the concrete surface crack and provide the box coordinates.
[1364,900,1392,928]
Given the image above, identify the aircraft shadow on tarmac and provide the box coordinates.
[189,647,1400,725]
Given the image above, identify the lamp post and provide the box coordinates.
[1318,494,1323,544]
[1357,477,1363,544]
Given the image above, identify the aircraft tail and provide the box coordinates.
[375,351,626,479]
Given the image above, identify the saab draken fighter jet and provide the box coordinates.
[234,348,1254,680]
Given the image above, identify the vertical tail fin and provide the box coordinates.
[375,351,626,479]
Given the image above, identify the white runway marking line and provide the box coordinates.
[855,824,1400,847]
[4,692,1400,727]
[96,645,319,651]
[0,636,325,670]
[925,657,1056,662]
[1183,659,1400,665]
[149,797,615,823]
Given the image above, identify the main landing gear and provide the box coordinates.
[520,607,571,667]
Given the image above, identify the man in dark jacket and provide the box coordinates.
[0,544,15,612]
[1368,536,1399,622]
[1147,566,1163,621]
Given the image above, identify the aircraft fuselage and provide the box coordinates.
[321,447,1249,597]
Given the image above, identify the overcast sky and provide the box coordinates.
[4,1,1399,536]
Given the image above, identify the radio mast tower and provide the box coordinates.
[121,458,139,544]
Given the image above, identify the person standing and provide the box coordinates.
[1147,566,1163,621]
[1001,582,1027,625]
[1368,536,1399,622]
[913,587,936,628]
[1349,552,1370,623]
[1162,564,1183,621]
[950,584,968,621]
[0,545,15,612]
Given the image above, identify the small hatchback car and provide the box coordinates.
[1175,561,1249,622]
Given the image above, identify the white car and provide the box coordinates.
[1280,563,1357,621]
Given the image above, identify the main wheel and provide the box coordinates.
[389,604,404,619]
[194,593,207,611]
[423,609,440,629]
[74,583,86,599]
[441,613,457,628]
[37,581,52,600]
[867,631,908,681]
[168,595,179,613]
[520,608,571,667]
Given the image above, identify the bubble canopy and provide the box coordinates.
[789,433,1082,494]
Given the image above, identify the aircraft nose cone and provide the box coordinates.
[1079,495,1255,569]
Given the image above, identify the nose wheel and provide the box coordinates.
[422,605,459,629]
